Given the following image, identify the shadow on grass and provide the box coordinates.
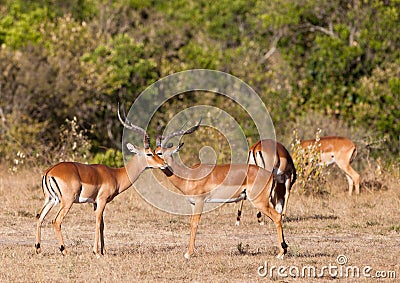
[285,214,338,223]
[287,251,335,258]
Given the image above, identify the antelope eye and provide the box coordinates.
[157,152,163,156]
[146,153,153,156]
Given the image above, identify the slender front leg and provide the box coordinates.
[273,213,287,259]
[235,199,244,226]
[255,202,287,259]
[93,200,107,257]
[99,214,106,255]
[185,201,204,259]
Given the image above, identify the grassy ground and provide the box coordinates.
[0,164,399,282]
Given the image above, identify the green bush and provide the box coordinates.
[92,148,124,168]
[291,129,328,194]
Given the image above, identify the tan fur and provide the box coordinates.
[237,139,296,225]
[300,136,360,195]
[156,145,287,259]
[36,147,166,256]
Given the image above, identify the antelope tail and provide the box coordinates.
[350,146,358,164]
[42,172,61,205]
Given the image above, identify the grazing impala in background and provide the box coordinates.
[236,139,296,225]
[300,136,360,195]
[155,122,288,259]
[35,108,166,256]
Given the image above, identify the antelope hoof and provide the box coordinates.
[259,222,265,226]
[35,243,41,254]
[235,221,240,226]
[60,245,67,256]
[93,251,102,259]
[277,242,288,259]
[184,252,191,260]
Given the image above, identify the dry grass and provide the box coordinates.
[0,164,399,282]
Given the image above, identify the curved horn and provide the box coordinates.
[160,118,202,148]
[156,123,163,147]
[118,103,150,148]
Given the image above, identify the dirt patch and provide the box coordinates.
[0,167,399,282]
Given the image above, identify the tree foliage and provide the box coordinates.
[0,0,399,166]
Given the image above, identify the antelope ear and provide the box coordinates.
[126,143,140,154]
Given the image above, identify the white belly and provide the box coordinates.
[75,196,95,203]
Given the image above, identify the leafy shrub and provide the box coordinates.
[353,62,400,154]
[92,148,124,168]
[2,115,92,171]
[0,111,49,171]
[291,129,328,194]
[53,116,92,163]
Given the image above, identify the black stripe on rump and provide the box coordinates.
[47,177,59,201]
[247,150,252,164]
[41,176,46,195]
[51,176,62,197]
[252,150,257,165]
[258,151,266,168]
